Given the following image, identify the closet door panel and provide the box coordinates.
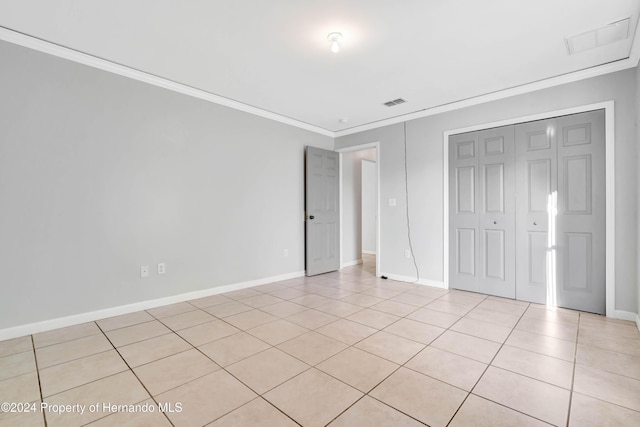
[556,110,605,314]
[477,126,515,298]
[449,133,479,291]
[515,119,557,304]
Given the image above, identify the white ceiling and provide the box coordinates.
[1,0,639,135]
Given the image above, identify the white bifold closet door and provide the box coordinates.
[449,109,605,314]
[449,125,516,299]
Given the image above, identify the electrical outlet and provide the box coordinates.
[158,263,166,275]
[405,249,412,259]
[140,265,149,278]
[283,249,289,257]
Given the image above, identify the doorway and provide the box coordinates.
[444,102,615,316]
[361,159,377,275]
[337,143,380,277]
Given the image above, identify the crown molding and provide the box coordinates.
[2,25,639,140]
[335,56,638,137]
[0,27,335,138]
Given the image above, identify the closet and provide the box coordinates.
[448,109,605,314]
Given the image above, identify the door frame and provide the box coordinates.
[443,101,617,317]
[337,142,381,278]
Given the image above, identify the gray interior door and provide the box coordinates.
[305,146,340,276]
[449,126,515,298]
[515,118,557,304]
[555,110,605,314]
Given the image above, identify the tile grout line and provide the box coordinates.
[565,312,582,427]
[31,330,105,351]
[93,322,175,427]
[445,301,539,427]
[419,295,494,427]
[324,287,487,426]
[30,334,48,427]
[200,269,430,424]
[152,308,306,426]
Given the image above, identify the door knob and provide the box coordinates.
[493,221,497,224]
[533,222,537,226]
[309,215,315,220]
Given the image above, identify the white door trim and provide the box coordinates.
[337,142,381,278]
[443,101,616,317]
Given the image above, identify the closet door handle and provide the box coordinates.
[533,222,537,226]
[493,221,497,225]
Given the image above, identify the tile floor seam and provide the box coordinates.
[513,325,577,343]
[460,394,557,426]
[501,341,574,364]
[93,321,175,427]
[364,393,430,426]
[258,366,362,425]
[28,334,48,427]
[146,306,200,320]
[99,318,157,333]
[576,344,640,358]
[154,313,218,333]
[565,311,583,426]
[116,331,190,351]
[570,361,640,414]
[225,359,313,399]
[126,346,199,370]
[570,389,640,415]
[0,348,37,359]
[33,330,104,350]
[323,393,370,426]
[0,360,37,384]
[315,295,466,424]
[208,396,303,427]
[445,300,531,426]
[39,369,134,401]
[373,310,473,402]
[35,347,116,372]
[319,301,447,367]
[214,323,415,423]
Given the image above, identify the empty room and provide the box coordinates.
[1,1,640,426]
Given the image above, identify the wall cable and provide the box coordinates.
[403,121,420,283]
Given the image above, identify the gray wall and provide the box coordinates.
[336,69,638,313]
[341,148,376,264]
[361,160,377,254]
[0,41,332,329]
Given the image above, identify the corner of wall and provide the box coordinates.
[636,64,640,322]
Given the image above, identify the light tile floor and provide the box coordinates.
[1,254,640,426]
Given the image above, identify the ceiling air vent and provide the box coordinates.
[383,98,407,107]
[565,18,630,55]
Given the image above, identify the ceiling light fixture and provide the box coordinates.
[327,32,342,53]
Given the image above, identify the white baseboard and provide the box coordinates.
[611,310,638,322]
[362,250,377,255]
[341,259,363,268]
[381,273,447,289]
[0,270,305,341]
